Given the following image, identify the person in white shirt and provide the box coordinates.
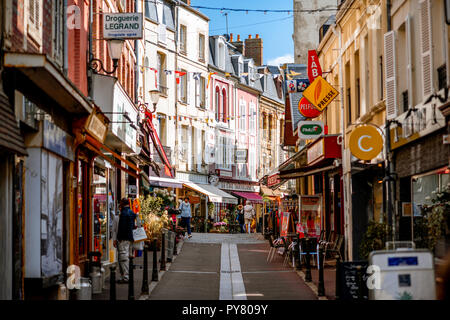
[243,201,255,234]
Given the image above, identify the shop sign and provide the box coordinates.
[112,82,137,153]
[298,121,324,140]
[307,50,322,83]
[280,212,290,237]
[307,139,324,165]
[286,79,310,94]
[188,196,201,204]
[349,125,383,161]
[267,174,281,187]
[85,108,109,143]
[103,13,143,40]
[43,120,75,161]
[302,76,339,112]
[128,185,137,196]
[298,97,321,118]
[235,148,248,163]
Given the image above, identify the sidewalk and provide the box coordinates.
[92,240,184,300]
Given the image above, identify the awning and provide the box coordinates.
[279,159,338,180]
[149,176,183,189]
[182,181,227,203]
[146,118,174,178]
[201,185,238,204]
[231,191,264,204]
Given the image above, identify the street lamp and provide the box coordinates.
[89,39,125,74]
[149,89,161,113]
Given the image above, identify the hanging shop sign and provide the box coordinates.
[286,79,310,94]
[349,125,383,161]
[267,173,281,187]
[298,121,324,140]
[307,50,322,83]
[85,107,109,143]
[103,13,143,39]
[302,76,339,112]
[298,97,321,118]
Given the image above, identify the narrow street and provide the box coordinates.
[149,233,317,300]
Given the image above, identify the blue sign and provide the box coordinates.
[43,120,75,161]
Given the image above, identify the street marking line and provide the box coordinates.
[219,243,232,300]
[168,270,218,274]
[229,243,247,300]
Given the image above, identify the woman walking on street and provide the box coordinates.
[179,197,192,239]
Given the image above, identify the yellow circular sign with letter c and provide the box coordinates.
[349,125,383,160]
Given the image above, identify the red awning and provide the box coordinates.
[231,191,264,203]
[146,117,173,178]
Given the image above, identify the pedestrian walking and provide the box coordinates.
[243,201,255,234]
[178,197,192,239]
[236,204,245,233]
[112,198,136,283]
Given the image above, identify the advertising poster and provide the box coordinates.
[299,195,321,237]
[280,212,290,237]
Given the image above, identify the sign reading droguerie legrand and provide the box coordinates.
[103,13,143,39]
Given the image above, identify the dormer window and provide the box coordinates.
[218,42,225,70]
[238,61,243,76]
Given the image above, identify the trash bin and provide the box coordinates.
[74,277,92,300]
[368,249,436,300]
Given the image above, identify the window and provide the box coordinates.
[180,69,187,103]
[347,88,352,126]
[356,78,360,119]
[215,88,220,121]
[191,127,196,171]
[181,125,188,162]
[412,170,450,216]
[218,42,225,69]
[438,65,447,91]
[402,90,409,114]
[145,0,158,21]
[180,25,187,53]
[158,115,167,145]
[222,89,227,123]
[268,115,273,141]
[199,34,205,61]
[157,52,167,95]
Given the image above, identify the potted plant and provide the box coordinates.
[139,195,170,250]
[359,215,391,260]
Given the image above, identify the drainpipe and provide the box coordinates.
[134,0,139,104]
[174,1,180,175]
[88,0,94,98]
[332,23,351,260]
[64,0,69,76]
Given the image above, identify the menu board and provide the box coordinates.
[337,261,369,300]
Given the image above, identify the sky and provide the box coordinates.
[190,0,294,66]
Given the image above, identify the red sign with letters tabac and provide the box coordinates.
[307,50,323,83]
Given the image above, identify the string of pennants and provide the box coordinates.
[140,66,248,89]
[146,111,285,123]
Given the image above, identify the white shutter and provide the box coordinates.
[384,31,398,120]
[158,24,167,44]
[195,78,200,107]
[406,15,413,109]
[186,74,190,105]
[420,0,433,101]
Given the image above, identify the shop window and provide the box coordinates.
[93,161,108,262]
[412,170,450,216]
[77,160,89,256]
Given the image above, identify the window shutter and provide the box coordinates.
[195,79,200,107]
[186,74,190,105]
[406,15,413,109]
[420,0,433,101]
[384,31,397,120]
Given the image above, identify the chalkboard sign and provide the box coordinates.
[337,261,369,300]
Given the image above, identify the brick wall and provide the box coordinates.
[244,35,263,66]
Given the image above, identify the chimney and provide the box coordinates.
[244,34,263,66]
[231,34,244,55]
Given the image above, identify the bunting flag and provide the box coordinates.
[225,72,231,77]
[164,70,172,75]
[175,71,187,84]
[192,72,201,81]
[207,72,217,89]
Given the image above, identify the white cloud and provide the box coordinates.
[267,54,294,66]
